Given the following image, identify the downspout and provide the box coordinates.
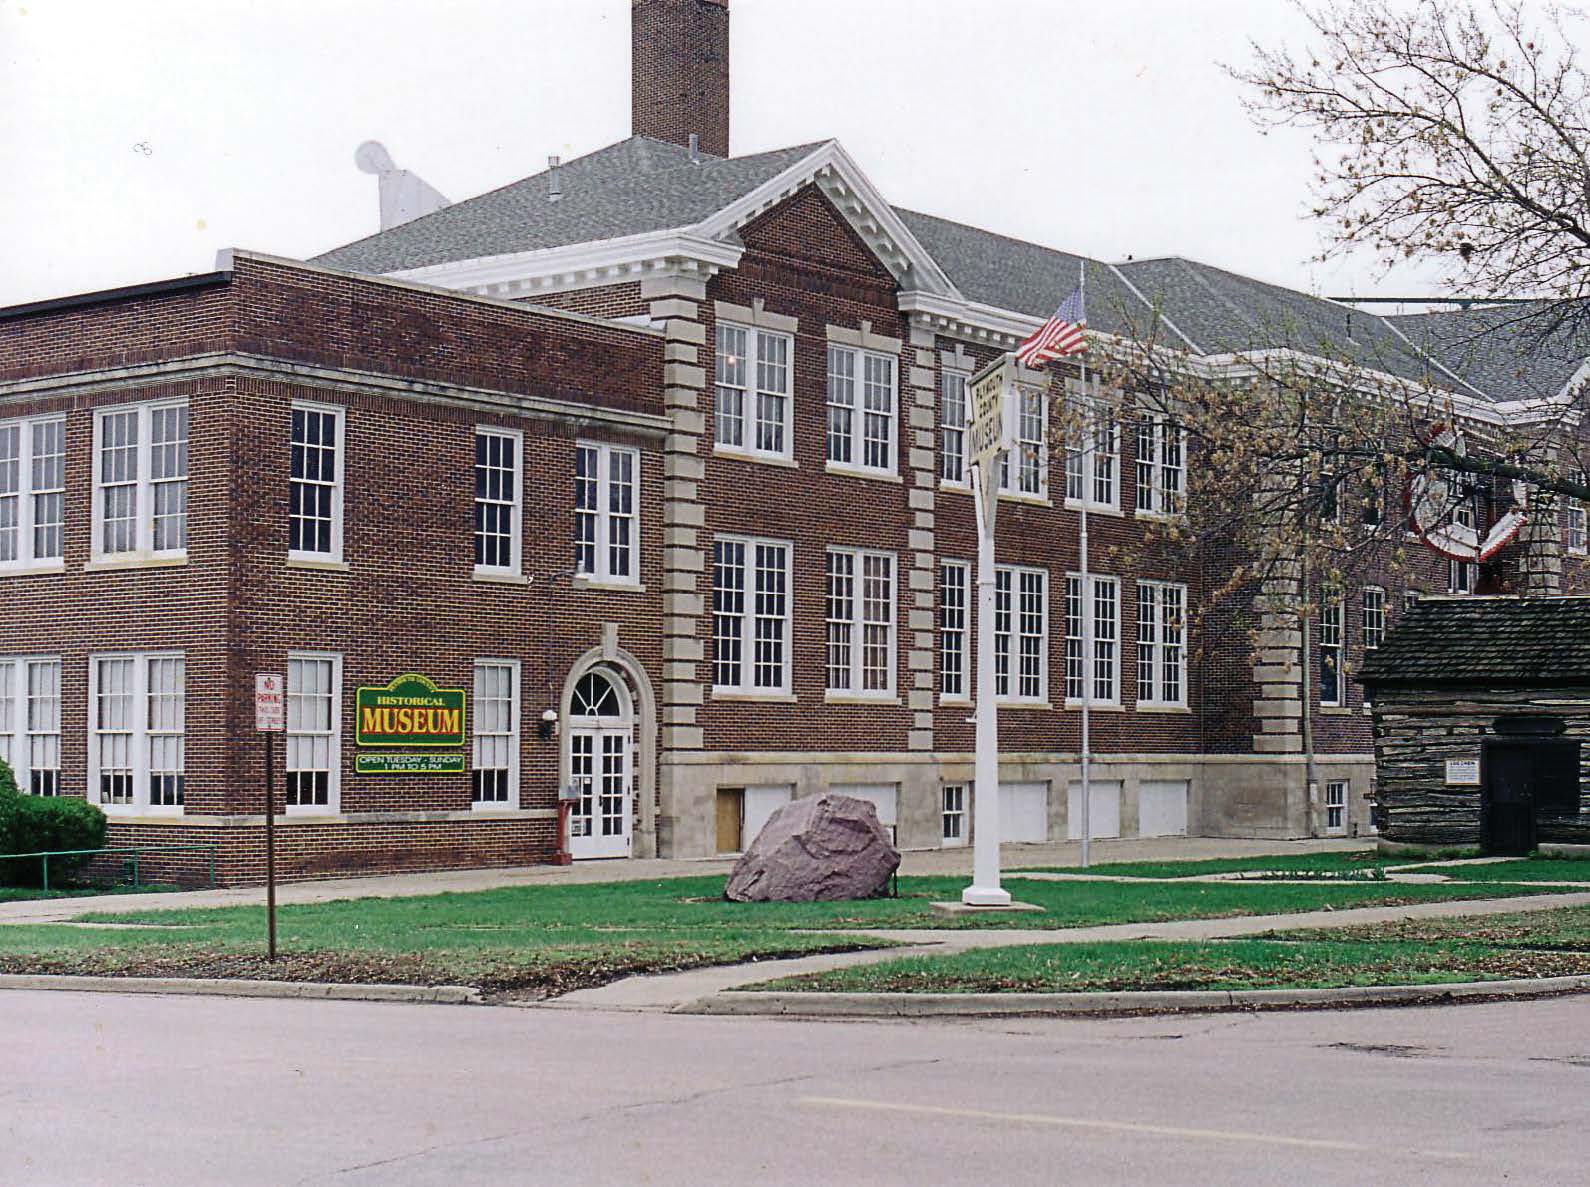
[1299,544,1318,838]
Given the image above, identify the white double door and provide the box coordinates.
[569,725,632,859]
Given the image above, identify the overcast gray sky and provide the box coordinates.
[3,0,1458,309]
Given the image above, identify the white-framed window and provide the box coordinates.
[1135,412,1185,517]
[474,428,522,575]
[1064,397,1118,510]
[714,323,793,459]
[942,783,968,847]
[826,547,895,695]
[574,442,639,584]
[1137,580,1186,707]
[940,560,970,700]
[1065,573,1120,705]
[286,652,341,813]
[711,536,791,694]
[941,369,969,484]
[998,385,1047,497]
[92,401,188,560]
[1448,502,1476,593]
[472,660,519,809]
[995,565,1048,702]
[0,414,65,570]
[1566,485,1587,555]
[1324,779,1348,834]
[0,657,60,796]
[1320,595,1344,707]
[1404,589,1423,612]
[88,652,185,814]
[827,345,897,474]
[1362,586,1386,651]
[289,403,344,561]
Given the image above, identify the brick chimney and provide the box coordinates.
[632,0,730,158]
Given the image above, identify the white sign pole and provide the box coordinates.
[1078,263,1093,869]
[963,356,1016,907]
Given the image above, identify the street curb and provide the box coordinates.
[678,975,1590,1018]
[0,973,481,1005]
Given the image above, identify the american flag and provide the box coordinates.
[1015,286,1086,367]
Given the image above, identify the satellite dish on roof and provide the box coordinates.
[1410,424,1528,562]
[353,140,451,231]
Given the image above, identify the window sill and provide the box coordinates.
[573,576,646,593]
[1319,706,1353,716]
[287,557,350,573]
[0,562,66,578]
[937,481,1050,507]
[84,555,187,573]
[712,690,797,703]
[473,569,528,586]
[1000,700,1053,710]
[999,492,1053,509]
[940,695,972,706]
[98,806,163,819]
[283,807,341,818]
[1063,500,1123,517]
[824,693,901,706]
[1064,700,1124,712]
[1135,510,1185,524]
[469,805,523,817]
[1136,703,1192,714]
[713,446,799,469]
[825,463,902,484]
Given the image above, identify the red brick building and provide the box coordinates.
[2,0,1583,881]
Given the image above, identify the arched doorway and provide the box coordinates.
[566,667,634,859]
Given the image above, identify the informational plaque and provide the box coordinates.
[1445,758,1481,786]
[254,673,285,733]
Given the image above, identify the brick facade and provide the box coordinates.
[6,171,1585,879]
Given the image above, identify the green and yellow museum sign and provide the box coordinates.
[355,674,467,774]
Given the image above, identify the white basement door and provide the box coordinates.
[742,785,793,848]
[1067,780,1122,840]
[1138,780,1190,838]
[833,784,898,843]
[998,783,1050,843]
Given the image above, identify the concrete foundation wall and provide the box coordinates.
[656,751,1379,858]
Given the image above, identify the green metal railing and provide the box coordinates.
[0,843,219,893]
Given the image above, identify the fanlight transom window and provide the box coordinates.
[571,670,626,720]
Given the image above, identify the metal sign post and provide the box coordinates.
[254,673,285,961]
[962,357,1018,907]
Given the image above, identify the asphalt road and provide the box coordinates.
[8,990,1590,1185]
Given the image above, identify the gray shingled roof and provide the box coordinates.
[1358,596,1590,687]
[1391,303,1590,402]
[892,214,1499,397]
[313,136,824,274]
[309,134,1586,403]
[894,209,1148,340]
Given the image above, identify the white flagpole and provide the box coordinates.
[1078,261,1093,869]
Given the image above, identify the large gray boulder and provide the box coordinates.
[725,793,901,902]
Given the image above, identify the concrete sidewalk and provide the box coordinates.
[0,836,1370,924]
[545,889,1590,1012]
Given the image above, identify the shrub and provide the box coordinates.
[0,774,108,886]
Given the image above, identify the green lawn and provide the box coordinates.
[751,935,1590,994]
[0,872,1574,998]
[1399,857,1590,883]
[1019,850,1433,880]
[758,901,1590,996]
